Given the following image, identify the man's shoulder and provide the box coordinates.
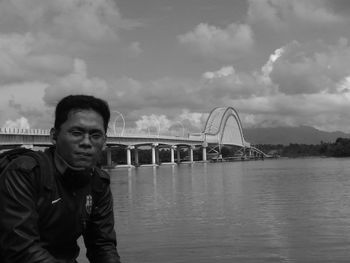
[0,153,41,188]
[95,167,111,184]
[95,167,110,181]
[1,149,54,189]
[9,155,38,171]
[92,168,111,193]
[10,150,51,170]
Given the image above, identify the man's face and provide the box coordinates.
[53,109,106,168]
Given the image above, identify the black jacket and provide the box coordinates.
[0,148,121,263]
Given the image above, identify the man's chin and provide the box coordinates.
[72,160,95,169]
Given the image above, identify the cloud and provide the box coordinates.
[179,110,208,133]
[133,111,209,136]
[178,23,254,61]
[203,66,235,80]
[261,47,284,85]
[3,117,30,129]
[234,91,350,131]
[43,59,109,106]
[135,114,171,135]
[0,32,73,84]
[337,76,350,93]
[192,39,350,131]
[248,0,345,29]
[246,0,350,52]
[0,0,142,86]
[2,0,350,134]
[0,0,138,43]
[270,38,350,95]
[126,42,143,57]
[199,50,282,100]
[0,82,49,128]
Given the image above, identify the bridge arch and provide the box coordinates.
[203,107,250,147]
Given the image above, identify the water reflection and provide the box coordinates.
[78,158,350,263]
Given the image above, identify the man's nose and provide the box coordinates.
[80,133,93,146]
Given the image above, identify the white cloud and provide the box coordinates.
[248,0,345,29]
[3,117,30,129]
[0,82,49,128]
[337,76,350,92]
[227,91,350,131]
[126,42,143,57]
[270,39,350,95]
[292,0,344,24]
[1,0,350,134]
[203,66,235,80]
[179,110,207,133]
[261,47,284,85]
[135,114,171,135]
[178,23,254,61]
[43,59,109,106]
[0,32,73,84]
[133,111,209,136]
[0,0,135,43]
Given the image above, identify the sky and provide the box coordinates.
[1,0,350,135]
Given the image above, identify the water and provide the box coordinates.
[78,158,350,263]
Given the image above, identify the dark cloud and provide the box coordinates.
[270,40,350,95]
[324,0,350,15]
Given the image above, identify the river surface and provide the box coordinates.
[78,157,350,263]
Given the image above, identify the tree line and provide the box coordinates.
[255,137,350,158]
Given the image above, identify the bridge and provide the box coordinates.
[190,107,268,161]
[0,107,269,167]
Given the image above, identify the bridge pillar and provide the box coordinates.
[189,146,194,162]
[106,147,112,166]
[126,145,134,166]
[176,147,181,163]
[152,143,158,165]
[156,147,160,165]
[202,147,207,161]
[202,142,208,162]
[170,146,176,163]
[134,146,139,166]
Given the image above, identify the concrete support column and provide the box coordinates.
[126,146,134,166]
[152,143,158,165]
[106,147,112,166]
[202,142,208,162]
[134,147,139,166]
[189,146,194,162]
[170,146,176,163]
[156,147,160,164]
[202,147,207,161]
[176,147,181,163]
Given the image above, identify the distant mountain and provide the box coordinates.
[243,126,350,145]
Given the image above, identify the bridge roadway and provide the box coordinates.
[0,128,208,167]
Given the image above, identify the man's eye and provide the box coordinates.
[90,133,104,140]
[70,130,83,137]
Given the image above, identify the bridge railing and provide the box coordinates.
[0,128,50,135]
[0,128,197,141]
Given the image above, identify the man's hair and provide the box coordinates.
[54,95,110,132]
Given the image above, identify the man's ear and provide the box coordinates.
[50,128,58,145]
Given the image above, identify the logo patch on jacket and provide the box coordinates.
[85,195,93,215]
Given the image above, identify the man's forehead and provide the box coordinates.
[65,109,104,126]
[67,109,102,118]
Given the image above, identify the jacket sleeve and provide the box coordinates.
[83,171,121,263]
[0,157,61,263]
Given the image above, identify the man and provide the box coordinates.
[0,95,121,263]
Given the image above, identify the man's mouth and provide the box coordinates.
[75,152,93,158]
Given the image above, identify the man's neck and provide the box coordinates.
[54,151,88,174]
